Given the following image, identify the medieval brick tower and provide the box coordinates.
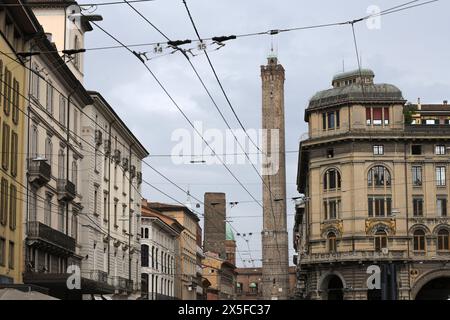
[261,54,289,299]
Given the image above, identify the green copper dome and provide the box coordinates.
[226,223,235,241]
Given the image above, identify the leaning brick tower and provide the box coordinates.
[261,54,289,299]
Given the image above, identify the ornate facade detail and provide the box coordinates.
[365,218,396,235]
[321,219,343,238]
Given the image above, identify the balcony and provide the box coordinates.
[27,221,76,254]
[28,160,51,187]
[111,276,133,293]
[89,270,108,283]
[57,179,76,202]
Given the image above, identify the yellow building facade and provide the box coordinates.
[0,2,40,284]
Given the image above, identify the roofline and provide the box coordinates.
[142,216,182,237]
[148,203,200,222]
[33,35,93,106]
[87,91,149,157]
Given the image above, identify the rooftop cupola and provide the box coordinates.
[332,68,375,88]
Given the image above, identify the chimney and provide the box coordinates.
[203,192,226,259]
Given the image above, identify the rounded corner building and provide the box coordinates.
[295,68,450,300]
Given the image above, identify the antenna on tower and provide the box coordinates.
[268,35,278,60]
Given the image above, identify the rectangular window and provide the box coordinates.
[12,79,19,124]
[437,198,447,217]
[322,113,326,130]
[384,108,390,125]
[73,109,78,138]
[11,131,17,177]
[0,178,8,226]
[58,205,65,233]
[323,199,340,220]
[71,212,78,240]
[8,241,14,269]
[373,108,383,125]
[0,238,4,266]
[9,184,16,230]
[412,145,422,155]
[114,201,118,227]
[373,145,384,155]
[366,108,372,125]
[3,67,11,115]
[94,187,98,216]
[103,194,108,222]
[2,123,10,170]
[327,112,335,129]
[31,64,40,99]
[436,166,446,186]
[435,145,446,155]
[46,82,53,114]
[412,166,423,186]
[59,95,66,126]
[413,198,424,217]
[44,194,52,227]
[368,196,392,217]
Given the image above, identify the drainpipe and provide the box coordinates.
[66,85,79,236]
[107,119,116,274]
[25,42,35,257]
[128,144,134,286]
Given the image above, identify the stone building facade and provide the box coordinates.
[148,202,201,300]
[140,200,183,300]
[79,91,147,299]
[0,0,40,286]
[295,68,450,300]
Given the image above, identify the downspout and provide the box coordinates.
[25,42,35,252]
[107,119,116,274]
[128,144,134,285]
[66,85,78,235]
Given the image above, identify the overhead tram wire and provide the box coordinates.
[122,0,275,209]
[179,0,284,264]
[0,0,439,56]
[83,15,263,208]
[122,0,283,264]
[0,76,243,268]
[0,0,157,7]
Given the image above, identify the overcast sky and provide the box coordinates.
[83,0,450,267]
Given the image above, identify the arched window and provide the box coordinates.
[155,248,159,270]
[374,230,388,252]
[323,168,341,190]
[58,149,65,180]
[328,232,337,253]
[368,165,391,187]
[437,229,449,251]
[141,244,149,267]
[413,229,426,251]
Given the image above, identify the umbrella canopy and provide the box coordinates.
[0,288,59,300]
